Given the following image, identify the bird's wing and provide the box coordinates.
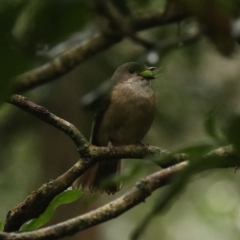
[90,96,111,146]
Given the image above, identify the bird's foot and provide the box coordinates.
[108,141,115,154]
[137,140,149,149]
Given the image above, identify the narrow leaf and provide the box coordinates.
[20,189,82,232]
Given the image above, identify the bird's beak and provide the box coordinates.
[148,66,156,71]
[139,66,156,80]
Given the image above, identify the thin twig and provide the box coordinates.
[8,95,89,151]
[95,0,156,50]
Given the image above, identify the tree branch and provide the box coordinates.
[12,8,189,93]
[131,145,237,240]
[5,95,171,232]
[3,162,188,239]
[3,157,93,232]
[2,3,237,239]
[4,143,171,233]
[8,94,168,159]
[8,94,89,151]
[1,145,239,240]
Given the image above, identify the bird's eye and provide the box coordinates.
[129,69,135,74]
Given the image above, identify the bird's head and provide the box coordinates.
[111,62,156,84]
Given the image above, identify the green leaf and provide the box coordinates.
[140,70,154,79]
[177,143,214,160]
[153,143,214,170]
[20,189,82,232]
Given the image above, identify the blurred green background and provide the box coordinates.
[1,0,240,239]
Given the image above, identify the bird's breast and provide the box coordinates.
[97,82,156,145]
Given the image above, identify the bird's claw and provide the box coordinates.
[108,141,115,154]
[137,140,149,149]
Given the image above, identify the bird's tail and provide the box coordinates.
[72,159,122,195]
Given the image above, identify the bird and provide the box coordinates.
[73,62,157,194]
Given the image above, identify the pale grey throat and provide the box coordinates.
[125,75,154,95]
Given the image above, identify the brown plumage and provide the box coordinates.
[73,62,157,194]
